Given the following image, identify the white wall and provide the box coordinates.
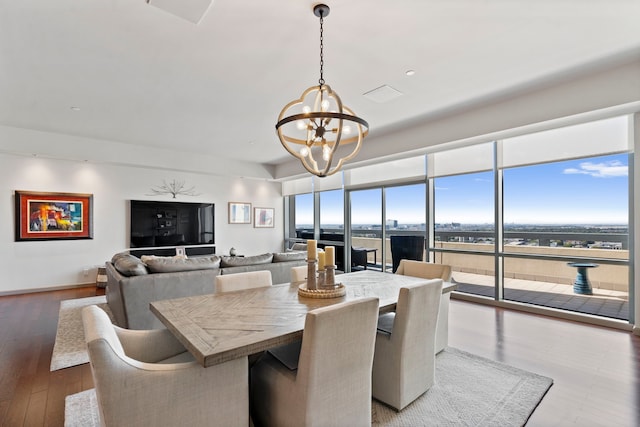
[0,152,283,294]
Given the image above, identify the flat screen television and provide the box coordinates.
[129,200,214,248]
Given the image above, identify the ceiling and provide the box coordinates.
[1,0,639,176]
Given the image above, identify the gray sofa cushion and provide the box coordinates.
[145,256,221,273]
[221,253,273,267]
[112,253,149,276]
[273,251,306,262]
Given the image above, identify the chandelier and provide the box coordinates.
[276,4,369,178]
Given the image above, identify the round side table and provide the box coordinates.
[567,262,598,295]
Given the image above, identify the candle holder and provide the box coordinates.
[325,265,336,287]
[306,259,317,290]
[317,269,326,288]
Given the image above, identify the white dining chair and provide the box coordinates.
[372,279,443,411]
[82,305,249,426]
[395,259,452,353]
[290,265,307,282]
[215,270,272,293]
[250,297,380,427]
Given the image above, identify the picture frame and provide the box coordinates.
[254,207,275,228]
[228,202,251,224]
[14,191,94,241]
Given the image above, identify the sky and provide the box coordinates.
[295,153,629,226]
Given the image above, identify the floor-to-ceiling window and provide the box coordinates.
[385,184,427,272]
[283,115,633,322]
[350,188,382,272]
[433,170,495,296]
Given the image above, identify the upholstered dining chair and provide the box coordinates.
[290,265,307,282]
[81,305,248,427]
[395,259,452,353]
[250,297,380,427]
[372,279,443,411]
[395,259,452,281]
[215,270,272,293]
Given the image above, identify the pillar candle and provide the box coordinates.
[318,251,326,270]
[307,240,317,259]
[325,246,335,266]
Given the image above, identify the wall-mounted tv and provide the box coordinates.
[129,200,214,248]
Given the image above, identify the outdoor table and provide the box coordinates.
[567,262,598,295]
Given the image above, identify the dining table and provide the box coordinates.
[150,270,456,368]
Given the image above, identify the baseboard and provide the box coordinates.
[0,282,95,297]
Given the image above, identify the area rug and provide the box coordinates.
[65,347,552,426]
[50,295,112,371]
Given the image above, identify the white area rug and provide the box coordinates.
[65,347,552,427]
[50,295,112,371]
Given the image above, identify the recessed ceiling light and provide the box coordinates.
[70,106,81,111]
[405,70,416,76]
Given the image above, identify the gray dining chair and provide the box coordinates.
[250,297,380,427]
[372,279,443,411]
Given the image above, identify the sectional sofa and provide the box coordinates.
[106,251,306,329]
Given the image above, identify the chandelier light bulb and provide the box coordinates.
[296,120,307,130]
[302,105,311,114]
[343,125,351,135]
[321,99,330,112]
[322,145,331,161]
[300,146,309,157]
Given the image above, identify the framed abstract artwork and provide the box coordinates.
[254,207,274,228]
[14,191,94,241]
[228,202,251,224]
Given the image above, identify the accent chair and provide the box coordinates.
[372,279,443,411]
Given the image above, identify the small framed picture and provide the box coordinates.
[254,207,274,228]
[14,191,94,241]
[228,202,251,224]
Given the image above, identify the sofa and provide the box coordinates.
[106,251,306,330]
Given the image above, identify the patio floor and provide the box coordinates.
[358,264,629,321]
[451,271,630,321]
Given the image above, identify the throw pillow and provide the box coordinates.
[220,253,274,267]
[112,254,149,276]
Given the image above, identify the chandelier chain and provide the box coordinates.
[319,12,325,86]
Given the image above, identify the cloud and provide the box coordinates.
[563,160,628,178]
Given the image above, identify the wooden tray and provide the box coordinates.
[298,283,346,299]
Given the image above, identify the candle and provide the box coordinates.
[307,239,317,259]
[325,246,335,266]
[318,251,326,270]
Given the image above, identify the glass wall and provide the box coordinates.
[386,184,427,272]
[283,115,632,322]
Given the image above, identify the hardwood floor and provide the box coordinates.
[0,286,638,426]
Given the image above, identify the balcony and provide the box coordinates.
[339,230,630,321]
